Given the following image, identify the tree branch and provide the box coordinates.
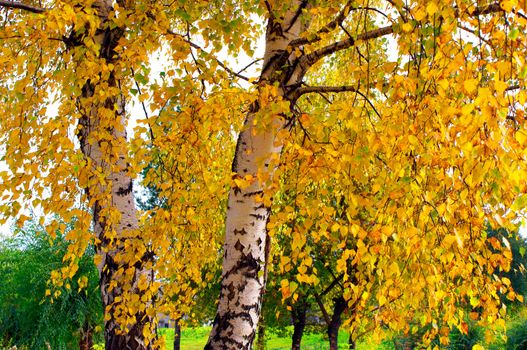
[283,0,309,33]
[291,84,357,100]
[297,2,505,73]
[320,273,345,297]
[290,0,355,47]
[302,25,393,68]
[314,291,331,326]
[467,3,502,16]
[165,30,252,82]
[0,0,46,13]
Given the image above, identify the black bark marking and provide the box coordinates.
[253,204,265,210]
[244,190,264,197]
[233,228,247,235]
[226,283,236,300]
[116,180,133,196]
[250,213,266,220]
[234,240,244,252]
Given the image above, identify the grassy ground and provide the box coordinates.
[158,327,394,350]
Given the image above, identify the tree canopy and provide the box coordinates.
[0,0,526,349]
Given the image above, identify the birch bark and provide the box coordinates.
[206,2,310,348]
[77,1,155,348]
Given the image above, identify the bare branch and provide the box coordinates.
[291,84,357,100]
[236,58,263,75]
[0,0,46,13]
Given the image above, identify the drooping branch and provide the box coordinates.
[0,0,46,12]
[165,29,252,82]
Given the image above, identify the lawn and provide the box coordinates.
[158,327,394,350]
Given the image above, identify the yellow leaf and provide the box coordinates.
[495,80,508,95]
[402,22,413,33]
[464,79,478,94]
[426,2,439,16]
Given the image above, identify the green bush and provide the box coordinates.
[0,220,103,349]
[507,315,527,349]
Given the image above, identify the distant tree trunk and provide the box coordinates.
[173,319,181,350]
[76,1,155,348]
[291,298,308,350]
[348,332,355,350]
[205,1,311,349]
[78,322,93,350]
[255,315,266,350]
[327,297,346,350]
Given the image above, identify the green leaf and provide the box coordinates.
[509,28,520,40]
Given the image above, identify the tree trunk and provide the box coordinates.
[173,319,181,350]
[291,298,308,350]
[255,315,266,350]
[348,332,356,350]
[76,1,155,349]
[327,297,346,350]
[205,2,311,349]
[78,322,93,350]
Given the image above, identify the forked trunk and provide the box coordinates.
[76,1,155,348]
[206,2,310,348]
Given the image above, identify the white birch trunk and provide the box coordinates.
[77,1,155,348]
[206,2,309,348]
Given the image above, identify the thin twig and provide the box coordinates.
[130,68,155,141]
[165,29,252,82]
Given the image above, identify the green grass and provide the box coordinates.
[158,327,394,350]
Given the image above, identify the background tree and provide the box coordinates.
[0,219,102,350]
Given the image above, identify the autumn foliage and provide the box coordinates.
[0,0,526,349]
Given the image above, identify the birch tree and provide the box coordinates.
[0,0,160,348]
[2,0,527,349]
[207,0,527,348]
